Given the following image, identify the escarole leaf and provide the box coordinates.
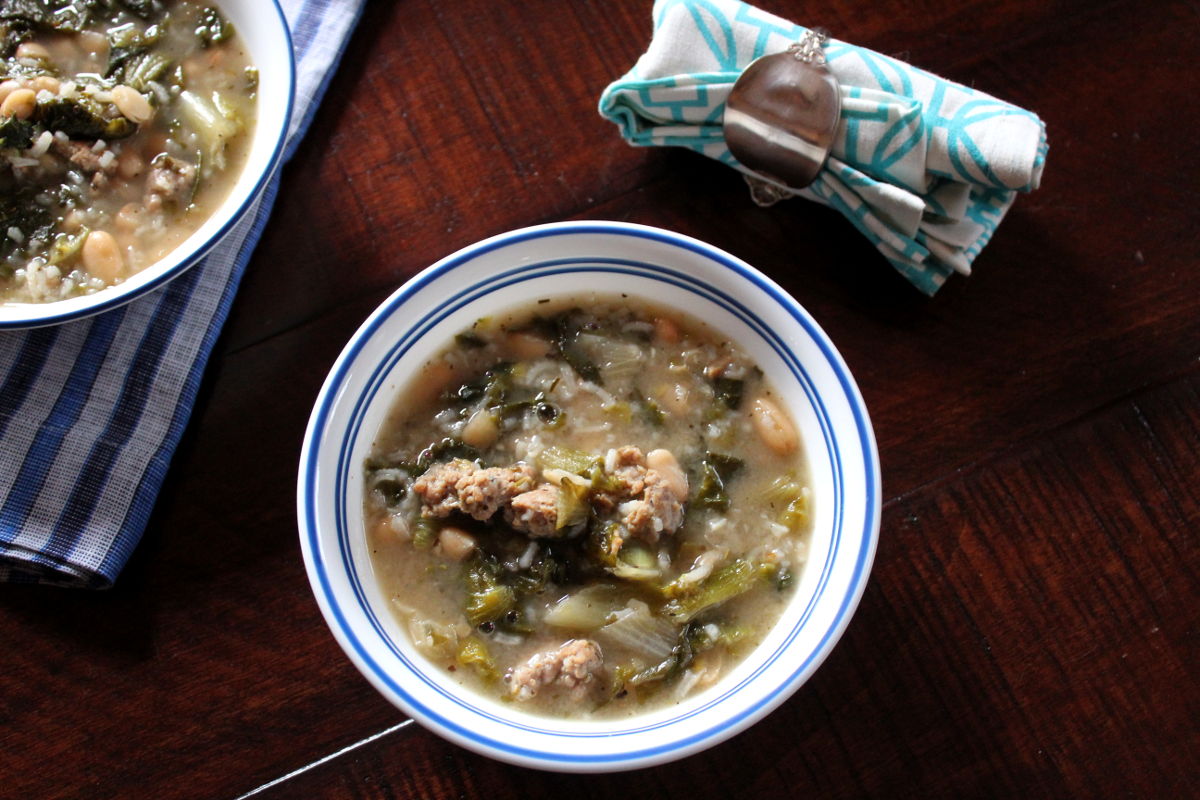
[34,96,138,140]
[195,5,233,48]
[554,475,591,532]
[456,635,499,682]
[0,115,33,148]
[663,559,765,623]
[691,452,744,512]
[538,445,597,476]
[463,556,515,627]
[0,188,52,258]
[594,600,678,664]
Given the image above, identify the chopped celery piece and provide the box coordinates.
[609,542,660,582]
[456,636,499,682]
[663,559,763,623]
[401,610,462,661]
[575,334,642,384]
[619,541,657,570]
[411,516,438,550]
[47,227,89,267]
[760,473,810,532]
[608,562,660,582]
[543,584,623,630]
[177,90,242,171]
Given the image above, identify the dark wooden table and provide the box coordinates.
[3,1,1197,797]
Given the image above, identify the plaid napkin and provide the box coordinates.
[0,0,365,588]
[599,0,1048,294]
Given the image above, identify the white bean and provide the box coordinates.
[373,514,410,543]
[507,331,552,360]
[647,448,689,498]
[81,230,125,283]
[79,31,109,58]
[749,396,799,455]
[30,76,60,94]
[111,85,154,124]
[436,526,477,562]
[1,88,36,120]
[654,317,680,343]
[461,409,499,449]
[0,80,20,104]
[15,42,50,61]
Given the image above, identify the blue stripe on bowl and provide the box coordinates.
[300,223,878,768]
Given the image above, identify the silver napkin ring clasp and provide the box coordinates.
[723,29,841,207]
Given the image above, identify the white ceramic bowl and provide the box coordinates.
[0,0,294,329]
[297,221,881,772]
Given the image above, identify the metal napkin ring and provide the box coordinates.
[723,30,841,207]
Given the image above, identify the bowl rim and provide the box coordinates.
[297,221,881,771]
[0,0,296,330]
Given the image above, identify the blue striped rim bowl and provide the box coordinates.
[297,221,881,772]
[0,0,295,329]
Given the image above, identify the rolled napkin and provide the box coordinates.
[0,0,365,588]
[599,0,1048,294]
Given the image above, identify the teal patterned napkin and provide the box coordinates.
[599,0,1048,294]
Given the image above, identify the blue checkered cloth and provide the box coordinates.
[0,0,366,587]
[600,0,1048,294]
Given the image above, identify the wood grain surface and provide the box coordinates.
[2,0,1198,797]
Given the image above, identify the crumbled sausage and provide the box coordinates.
[144,153,197,212]
[458,465,536,520]
[51,139,114,174]
[505,484,560,538]
[593,446,648,513]
[613,445,646,468]
[596,446,687,542]
[621,469,685,543]
[412,459,534,521]
[509,639,604,701]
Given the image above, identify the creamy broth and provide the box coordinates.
[364,296,812,718]
[0,1,256,303]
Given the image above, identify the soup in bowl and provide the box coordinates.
[298,222,880,771]
[0,0,293,328]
